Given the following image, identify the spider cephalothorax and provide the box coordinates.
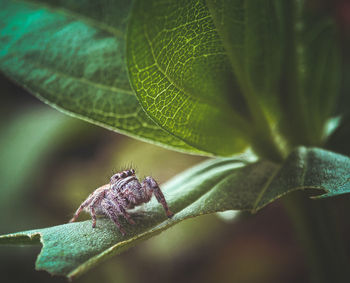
[69,169,173,235]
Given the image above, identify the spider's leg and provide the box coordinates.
[143,177,174,218]
[70,185,107,226]
[87,189,107,228]
[101,199,126,235]
[115,198,135,225]
[69,195,94,223]
[109,191,135,225]
[90,207,97,228]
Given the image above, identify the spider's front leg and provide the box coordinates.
[142,177,174,218]
[101,199,126,235]
[69,185,107,228]
[107,191,136,225]
[69,195,94,224]
[88,195,104,228]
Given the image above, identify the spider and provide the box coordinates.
[69,169,174,235]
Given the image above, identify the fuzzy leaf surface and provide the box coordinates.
[1,147,349,279]
[0,0,202,154]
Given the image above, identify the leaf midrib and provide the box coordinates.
[252,162,282,212]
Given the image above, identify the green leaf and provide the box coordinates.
[1,147,349,279]
[0,0,203,155]
[127,0,343,157]
[127,0,252,156]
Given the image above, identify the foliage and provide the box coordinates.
[0,0,349,280]
[1,148,350,278]
[0,0,201,154]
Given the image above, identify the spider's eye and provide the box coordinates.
[121,172,127,178]
[131,169,135,175]
[110,174,119,181]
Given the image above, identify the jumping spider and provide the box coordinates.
[69,169,174,235]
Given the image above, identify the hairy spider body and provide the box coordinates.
[69,169,174,235]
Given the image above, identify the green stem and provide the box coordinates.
[245,97,285,163]
[238,82,286,163]
[283,191,350,283]
[250,133,285,163]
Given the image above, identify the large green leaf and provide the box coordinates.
[1,0,343,157]
[127,0,342,156]
[1,147,349,279]
[127,0,252,156]
[0,0,203,154]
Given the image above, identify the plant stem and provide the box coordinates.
[238,85,286,163]
[282,191,350,283]
[250,132,285,163]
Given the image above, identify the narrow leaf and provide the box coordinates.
[1,147,349,279]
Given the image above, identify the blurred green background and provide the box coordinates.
[1,71,350,283]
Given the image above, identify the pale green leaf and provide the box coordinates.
[1,147,349,279]
[127,0,251,156]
